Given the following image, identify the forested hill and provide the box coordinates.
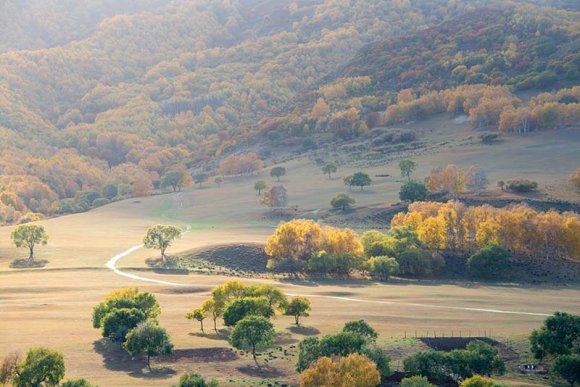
[0,0,578,225]
[0,0,169,52]
[341,7,579,92]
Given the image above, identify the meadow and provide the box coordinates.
[1,120,579,386]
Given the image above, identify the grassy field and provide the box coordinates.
[1,119,579,386]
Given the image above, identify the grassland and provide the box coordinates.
[0,119,579,386]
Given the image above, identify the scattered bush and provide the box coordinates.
[400,375,434,387]
[368,256,399,281]
[505,178,538,193]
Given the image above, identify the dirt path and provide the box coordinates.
[106,245,551,318]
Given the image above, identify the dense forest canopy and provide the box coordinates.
[0,0,578,224]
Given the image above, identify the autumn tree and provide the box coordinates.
[300,353,381,387]
[310,98,330,118]
[219,153,264,176]
[467,167,489,196]
[201,299,222,331]
[322,163,337,179]
[270,166,286,182]
[11,224,48,261]
[425,165,467,196]
[284,297,311,325]
[254,180,266,196]
[125,321,173,372]
[230,316,275,367]
[331,193,355,211]
[260,185,288,210]
[399,159,417,181]
[186,308,207,333]
[143,225,182,261]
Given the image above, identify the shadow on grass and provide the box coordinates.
[92,339,176,379]
[10,259,48,269]
[236,364,286,378]
[161,348,238,364]
[287,325,320,336]
[188,330,229,341]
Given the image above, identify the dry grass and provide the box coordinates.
[0,119,579,386]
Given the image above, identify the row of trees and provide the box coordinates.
[392,201,580,260]
[186,281,311,366]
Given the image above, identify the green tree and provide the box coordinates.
[102,183,118,200]
[296,332,367,372]
[125,321,173,371]
[322,163,337,179]
[222,297,274,326]
[175,372,218,387]
[193,173,208,188]
[403,350,449,384]
[254,180,266,196]
[401,376,434,387]
[399,159,417,181]
[284,297,311,325]
[331,193,355,211]
[343,320,379,344]
[214,176,223,187]
[161,171,186,192]
[230,316,275,367]
[529,312,580,360]
[101,307,147,342]
[368,256,399,281]
[348,172,372,191]
[15,347,65,387]
[552,354,580,387]
[93,288,159,326]
[11,224,48,261]
[143,225,182,261]
[245,284,288,310]
[270,166,286,181]
[467,245,510,278]
[399,181,428,202]
[186,308,207,333]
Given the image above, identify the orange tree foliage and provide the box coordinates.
[264,219,364,265]
[392,201,580,260]
[570,168,580,190]
[300,353,381,387]
[425,165,467,196]
[219,153,264,176]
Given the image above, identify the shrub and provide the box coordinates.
[460,375,508,387]
[176,372,219,387]
[467,244,510,278]
[368,256,399,281]
[397,249,445,276]
[505,178,538,193]
[401,376,434,387]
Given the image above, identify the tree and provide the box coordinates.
[193,173,208,188]
[399,181,427,202]
[270,166,286,182]
[296,332,367,372]
[425,164,467,196]
[201,299,222,331]
[505,178,538,193]
[125,321,173,371]
[254,180,266,196]
[230,316,275,367]
[401,376,435,387]
[284,297,311,325]
[222,297,274,326]
[260,185,288,210]
[552,355,580,387]
[143,225,182,261]
[529,312,580,361]
[369,256,399,281]
[467,244,510,278]
[102,308,147,342]
[497,180,505,191]
[399,159,417,181]
[92,288,160,328]
[14,347,65,387]
[176,372,218,387]
[322,163,337,179]
[161,171,187,192]
[331,193,355,211]
[186,308,207,333]
[343,320,378,344]
[300,353,381,387]
[467,167,489,196]
[214,176,223,187]
[347,172,372,191]
[11,224,48,261]
[569,169,580,191]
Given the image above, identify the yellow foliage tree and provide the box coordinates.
[300,353,380,387]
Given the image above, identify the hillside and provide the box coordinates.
[0,0,578,225]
